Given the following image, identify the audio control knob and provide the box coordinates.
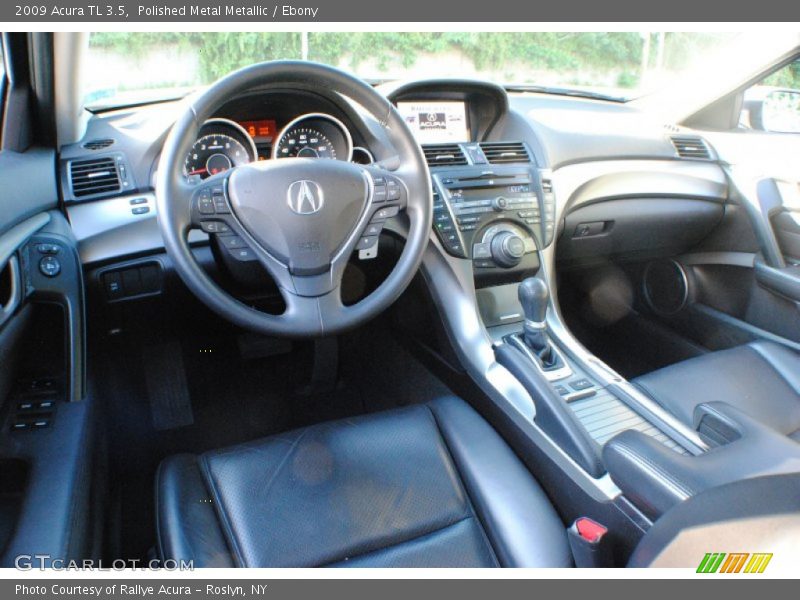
[490,231,526,268]
[492,196,509,211]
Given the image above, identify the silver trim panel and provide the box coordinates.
[67,193,208,265]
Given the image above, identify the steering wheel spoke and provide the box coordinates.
[349,166,409,250]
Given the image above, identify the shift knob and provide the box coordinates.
[518,277,549,325]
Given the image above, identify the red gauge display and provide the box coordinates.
[239,119,277,140]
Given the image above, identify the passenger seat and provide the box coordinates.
[632,340,800,442]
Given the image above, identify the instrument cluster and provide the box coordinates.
[184,112,371,182]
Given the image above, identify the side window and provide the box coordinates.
[0,38,5,119]
[0,38,6,144]
[740,59,800,134]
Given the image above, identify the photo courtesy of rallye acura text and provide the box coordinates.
[0,31,799,570]
[17,585,262,596]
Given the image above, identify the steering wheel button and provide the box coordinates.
[386,181,401,200]
[372,206,399,221]
[365,223,382,236]
[213,200,231,214]
[197,198,215,214]
[373,186,388,202]
[356,236,378,250]
[201,221,230,234]
[230,247,256,261]
[221,236,247,250]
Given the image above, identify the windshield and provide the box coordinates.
[84,32,745,109]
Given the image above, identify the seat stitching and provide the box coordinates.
[251,428,310,505]
[632,380,671,413]
[424,404,502,568]
[203,428,311,568]
[318,514,476,567]
[610,442,693,500]
[198,454,247,567]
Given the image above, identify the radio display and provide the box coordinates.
[396,101,469,144]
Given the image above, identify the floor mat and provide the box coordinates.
[142,341,194,431]
[96,321,453,561]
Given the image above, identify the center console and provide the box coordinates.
[387,79,756,531]
[489,276,697,482]
[420,142,703,501]
[430,160,554,263]
[429,156,555,278]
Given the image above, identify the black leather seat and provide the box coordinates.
[633,340,800,442]
[156,396,573,568]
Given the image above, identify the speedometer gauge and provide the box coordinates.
[274,127,337,159]
[273,113,353,162]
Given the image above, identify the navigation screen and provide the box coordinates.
[396,101,469,144]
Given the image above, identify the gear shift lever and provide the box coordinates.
[518,277,556,367]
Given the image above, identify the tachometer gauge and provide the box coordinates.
[183,118,257,181]
[185,134,250,178]
[273,113,353,162]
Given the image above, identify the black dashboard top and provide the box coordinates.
[59,77,703,206]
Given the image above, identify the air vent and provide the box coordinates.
[82,138,115,150]
[479,142,531,164]
[69,157,121,198]
[422,144,468,167]
[670,136,711,160]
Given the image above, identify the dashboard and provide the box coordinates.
[60,78,728,276]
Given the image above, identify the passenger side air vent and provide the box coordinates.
[479,142,531,164]
[69,156,121,198]
[422,144,468,167]
[670,136,711,160]
[82,138,115,150]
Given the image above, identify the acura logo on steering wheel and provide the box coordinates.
[287,180,324,215]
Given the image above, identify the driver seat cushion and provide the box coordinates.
[632,340,800,441]
[155,395,573,568]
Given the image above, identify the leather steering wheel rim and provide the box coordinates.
[155,61,432,338]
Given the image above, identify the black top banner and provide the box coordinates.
[3,0,800,22]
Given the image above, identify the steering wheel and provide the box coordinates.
[156,61,432,337]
